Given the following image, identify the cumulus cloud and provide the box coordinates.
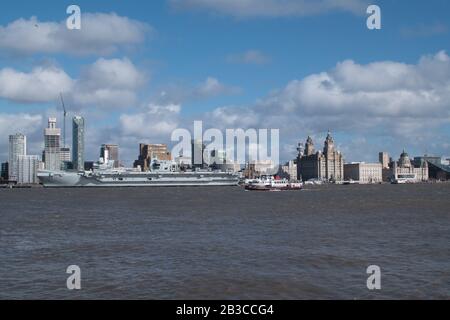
[207,51,450,161]
[73,58,146,108]
[227,50,271,65]
[170,0,368,18]
[0,66,73,103]
[0,13,151,56]
[119,103,182,139]
[0,58,146,108]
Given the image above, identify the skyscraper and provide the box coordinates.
[44,118,61,171]
[100,144,119,168]
[72,116,85,171]
[8,133,26,182]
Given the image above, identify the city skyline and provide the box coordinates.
[0,0,449,165]
[3,113,450,169]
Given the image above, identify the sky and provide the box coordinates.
[0,0,449,165]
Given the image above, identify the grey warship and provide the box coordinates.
[38,154,239,188]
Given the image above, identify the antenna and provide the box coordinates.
[60,93,67,148]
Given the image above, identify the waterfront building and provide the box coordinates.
[44,118,61,171]
[297,132,344,182]
[279,160,298,181]
[243,160,276,178]
[72,116,85,172]
[1,162,8,182]
[17,155,40,184]
[344,162,382,183]
[8,133,26,182]
[413,155,441,167]
[427,162,450,181]
[100,144,119,168]
[388,150,429,182]
[379,152,390,169]
[134,144,172,171]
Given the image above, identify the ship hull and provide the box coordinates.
[37,170,239,188]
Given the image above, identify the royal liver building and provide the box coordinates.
[297,132,344,182]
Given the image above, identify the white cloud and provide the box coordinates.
[0,66,73,103]
[207,51,450,161]
[119,103,181,139]
[0,13,151,56]
[170,0,368,18]
[0,58,146,109]
[227,50,270,65]
[73,58,146,108]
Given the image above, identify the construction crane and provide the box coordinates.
[60,93,67,148]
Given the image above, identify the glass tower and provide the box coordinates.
[72,116,85,171]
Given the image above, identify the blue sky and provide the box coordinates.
[0,0,449,164]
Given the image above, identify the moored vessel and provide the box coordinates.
[38,156,239,188]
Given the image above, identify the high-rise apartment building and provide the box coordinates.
[17,155,40,184]
[8,133,26,182]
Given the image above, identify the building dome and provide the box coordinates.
[399,150,412,168]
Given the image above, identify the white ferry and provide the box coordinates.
[244,176,303,191]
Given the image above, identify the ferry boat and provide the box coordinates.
[37,156,239,188]
[244,176,303,191]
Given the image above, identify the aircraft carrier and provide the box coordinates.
[38,156,239,188]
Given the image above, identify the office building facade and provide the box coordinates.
[344,162,383,183]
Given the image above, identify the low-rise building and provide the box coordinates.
[344,162,382,183]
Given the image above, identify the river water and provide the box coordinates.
[0,184,449,299]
